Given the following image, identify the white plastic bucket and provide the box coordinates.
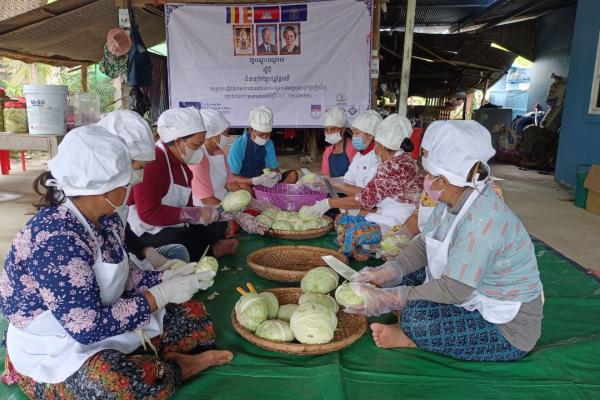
[23,85,68,135]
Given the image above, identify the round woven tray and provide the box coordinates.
[231,288,367,355]
[266,216,333,240]
[247,245,348,282]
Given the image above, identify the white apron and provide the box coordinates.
[7,199,165,384]
[365,197,416,235]
[129,141,191,236]
[423,187,521,324]
[417,205,435,232]
[193,147,229,206]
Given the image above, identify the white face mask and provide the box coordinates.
[178,140,204,164]
[131,169,144,185]
[219,135,230,149]
[252,136,268,146]
[105,185,131,225]
[325,132,342,145]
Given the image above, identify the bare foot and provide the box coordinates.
[165,350,233,381]
[370,323,416,349]
[353,252,370,262]
[212,239,238,258]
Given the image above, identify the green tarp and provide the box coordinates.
[1,234,599,399]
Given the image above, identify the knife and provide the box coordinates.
[199,245,210,263]
[323,178,339,198]
[321,255,357,281]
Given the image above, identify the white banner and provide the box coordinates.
[166,0,372,127]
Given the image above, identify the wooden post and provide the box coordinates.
[370,0,381,109]
[309,129,318,161]
[81,64,88,92]
[397,0,416,117]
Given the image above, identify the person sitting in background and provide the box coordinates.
[128,107,238,261]
[97,110,190,269]
[227,106,298,190]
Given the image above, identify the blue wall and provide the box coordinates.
[527,6,576,111]
[555,0,600,187]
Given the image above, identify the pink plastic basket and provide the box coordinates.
[254,183,327,211]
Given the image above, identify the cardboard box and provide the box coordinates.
[584,164,600,215]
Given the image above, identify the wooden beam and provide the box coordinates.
[476,0,551,32]
[371,0,381,109]
[81,64,88,93]
[0,48,87,67]
[397,0,416,117]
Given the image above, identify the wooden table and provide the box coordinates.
[0,132,63,174]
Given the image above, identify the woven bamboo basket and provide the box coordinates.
[246,245,348,282]
[266,216,333,240]
[231,288,367,355]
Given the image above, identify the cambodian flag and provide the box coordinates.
[253,6,280,23]
[281,5,307,22]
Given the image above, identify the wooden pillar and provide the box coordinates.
[370,0,381,109]
[309,129,318,161]
[81,65,88,92]
[397,0,416,117]
[464,92,474,120]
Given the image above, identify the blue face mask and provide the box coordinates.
[352,136,366,151]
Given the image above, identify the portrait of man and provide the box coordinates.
[280,24,301,55]
[256,25,278,55]
[233,25,254,56]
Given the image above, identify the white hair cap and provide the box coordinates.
[374,113,413,151]
[48,125,132,196]
[97,110,155,161]
[200,109,230,139]
[323,106,347,128]
[422,120,495,187]
[157,107,206,143]
[351,110,383,136]
[249,106,273,132]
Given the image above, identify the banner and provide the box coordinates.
[166,0,373,127]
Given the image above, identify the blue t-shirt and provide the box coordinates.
[227,130,278,177]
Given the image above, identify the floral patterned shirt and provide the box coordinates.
[0,205,163,345]
[355,152,423,209]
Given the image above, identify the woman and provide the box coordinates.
[128,107,238,261]
[97,110,190,269]
[190,108,272,235]
[319,106,357,178]
[348,120,543,362]
[280,25,299,55]
[304,114,422,261]
[0,126,232,398]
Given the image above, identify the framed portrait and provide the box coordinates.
[589,31,600,114]
[279,23,301,55]
[255,24,278,56]
[233,25,254,56]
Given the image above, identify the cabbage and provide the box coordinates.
[300,267,339,294]
[272,220,293,231]
[235,293,268,332]
[301,173,317,184]
[299,293,339,314]
[298,206,314,221]
[335,282,365,308]
[276,304,298,322]
[259,292,279,319]
[195,256,219,274]
[263,168,271,174]
[221,190,252,213]
[255,320,294,342]
[301,220,320,230]
[275,211,291,221]
[317,218,330,228]
[261,208,278,219]
[290,303,337,344]
[380,235,411,255]
[256,214,273,228]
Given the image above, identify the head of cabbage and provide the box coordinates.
[276,304,298,323]
[272,220,293,231]
[300,267,339,294]
[256,214,273,228]
[221,190,252,213]
[235,293,268,332]
[255,320,294,342]
[258,292,279,319]
[290,303,337,344]
[335,282,366,308]
[380,235,411,256]
[261,208,278,219]
[195,256,219,274]
[298,293,339,314]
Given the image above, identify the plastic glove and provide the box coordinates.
[235,212,268,235]
[353,261,406,288]
[252,172,279,188]
[303,199,330,218]
[179,206,220,225]
[148,271,215,309]
[248,198,279,212]
[154,258,188,272]
[343,282,409,317]
[143,247,169,269]
[162,262,196,280]
[298,174,325,192]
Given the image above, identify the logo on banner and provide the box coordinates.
[347,106,358,116]
[179,101,202,110]
[336,93,347,103]
[311,104,322,119]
